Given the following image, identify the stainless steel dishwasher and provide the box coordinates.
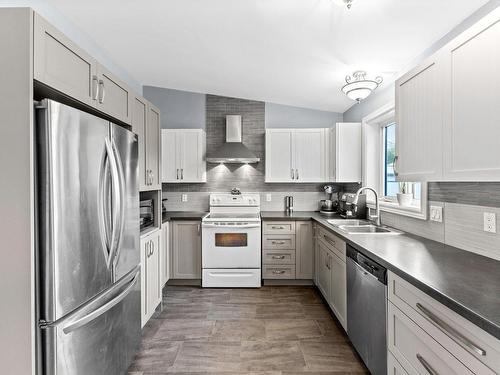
[346,244,387,375]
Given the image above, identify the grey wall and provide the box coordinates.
[143,86,206,129]
[266,102,343,128]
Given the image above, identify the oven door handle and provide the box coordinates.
[202,223,261,229]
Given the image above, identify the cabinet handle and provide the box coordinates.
[98,79,105,104]
[272,255,285,259]
[197,224,200,235]
[323,235,336,247]
[393,156,399,177]
[272,270,286,275]
[271,241,285,245]
[181,168,184,180]
[151,240,154,255]
[150,170,154,185]
[92,75,99,101]
[416,354,439,375]
[271,226,284,230]
[146,241,150,257]
[176,169,179,180]
[415,303,486,356]
[295,169,299,180]
[291,169,294,180]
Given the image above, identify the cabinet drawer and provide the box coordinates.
[388,302,475,375]
[318,227,345,261]
[263,265,295,279]
[263,221,295,235]
[263,250,295,265]
[388,272,500,373]
[263,235,295,249]
[388,351,410,375]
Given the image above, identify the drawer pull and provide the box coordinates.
[272,270,286,274]
[271,226,285,230]
[271,255,285,259]
[323,235,336,247]
[271,241,285,245]
[416,354,439,375]
[416,303,486,357]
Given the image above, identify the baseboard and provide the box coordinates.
[263,279,314,286]
[166,279,202,286]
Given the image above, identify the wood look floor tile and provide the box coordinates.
[265,319,322,341]
[210,320,266,341]
[128,339,181,372]
[159,303,211,319]
[240,341,306,371]
[301,303,335,320]
[154,319,215,341]
[256,303,305,319]
[169,341,242,372]
[208,303,257,320]
[300,340,368,373]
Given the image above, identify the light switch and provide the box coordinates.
[430,205,442,223]
[181,194,188,202]
[484,212,496,233]
[266,194,272,202]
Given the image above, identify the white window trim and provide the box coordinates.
[362,103,428,220]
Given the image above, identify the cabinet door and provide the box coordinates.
[329,252,347,330]
[316,242,332,302]
[181,131,206,182]
[146,104,161,188]
[396,53,444,181]
[172,221,201,279]
[132,96,148,190]
[293,129,326,182]
[265,130,294,182]
[96,64,133,124]
[146,233,161,316]
[34,13,97,107]
[140,236,148,327]
[161,224,170,286]
[295,221,313,279]
[443,11,500,180]
[162,130,179,182]
[333,123,361,182]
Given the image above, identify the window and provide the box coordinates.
[362,103,427,219]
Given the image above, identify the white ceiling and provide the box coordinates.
[44,0,488,112]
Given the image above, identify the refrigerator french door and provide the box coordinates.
[36,99,140,375]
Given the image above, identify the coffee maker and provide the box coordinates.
[338,193,367,219]
[320,185,338,215]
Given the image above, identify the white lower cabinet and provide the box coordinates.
[171,221,201,279]
[314,226,347,331]
[387,271,500,375]
[388,351,409,375]
[140,229,162,327]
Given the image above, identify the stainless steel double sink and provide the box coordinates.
[327,219,400,235]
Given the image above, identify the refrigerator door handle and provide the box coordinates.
[62,268,139,334]
[40,266,140,333]
[98,145,112,265]
[109,137,126,268]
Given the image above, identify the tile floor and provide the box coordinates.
[128,286,368,374]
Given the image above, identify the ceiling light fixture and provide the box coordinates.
[343,0,354,9]
[341,71,383,103]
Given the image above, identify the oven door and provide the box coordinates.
[202,222,261,268]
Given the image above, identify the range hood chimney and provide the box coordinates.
[206,115,260,164]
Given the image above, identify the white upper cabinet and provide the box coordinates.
[442,10,500,181]
[329,123,361,182]
[396,7,500,181]
[132,96,161,191]
[34,13,98,108]
[161,129,206,183]
[266,128,326,183]
[395,53,445,181]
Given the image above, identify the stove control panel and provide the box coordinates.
[209,193,260,207]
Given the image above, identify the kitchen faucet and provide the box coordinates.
[352,187,381,226]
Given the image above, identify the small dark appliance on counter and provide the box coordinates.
[338,193,366,219]
[140,199,154,230]
[320,185,338,215]
[285,196,294,212]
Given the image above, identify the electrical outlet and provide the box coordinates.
[483,212,496,233]
[181,194,188,202]
[266,194,272,202]
[429,205,443,223]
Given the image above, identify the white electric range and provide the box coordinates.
[201,193,261,288]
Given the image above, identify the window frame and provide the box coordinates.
[362,103,428,220]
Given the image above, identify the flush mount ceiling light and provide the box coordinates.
[341,71,383,103]
[333,0,355,10]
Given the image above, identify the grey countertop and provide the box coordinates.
[162,211,208,223]
[261,211,500,340]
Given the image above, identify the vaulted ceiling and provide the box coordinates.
[44,0,489,112]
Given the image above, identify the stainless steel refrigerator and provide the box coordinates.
[36,99,140,375]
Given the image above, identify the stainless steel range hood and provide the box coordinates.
[206,115,260,164]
